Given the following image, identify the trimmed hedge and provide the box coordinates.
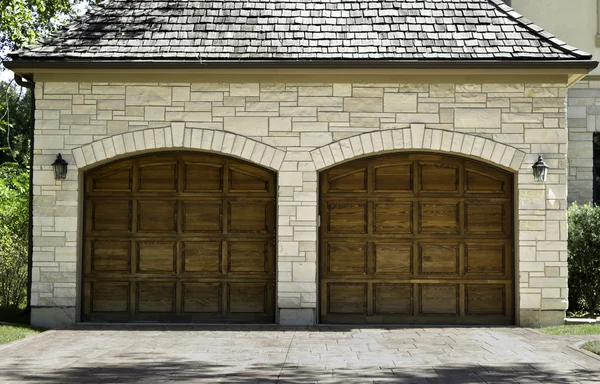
[568,203,600,314]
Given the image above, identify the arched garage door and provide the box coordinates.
[83,153,276,323]
[319,153,514,325]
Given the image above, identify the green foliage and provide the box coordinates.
[568,203,600,314]
[0,0,85,52]
[0,162,29,308]
[0,82,31,167]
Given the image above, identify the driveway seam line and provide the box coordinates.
[278,329,296,379]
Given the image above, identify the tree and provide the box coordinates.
[0,0,86,53]
[0,162,29,307]
[0,82,31,167]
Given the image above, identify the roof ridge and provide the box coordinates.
[487,0,592,59]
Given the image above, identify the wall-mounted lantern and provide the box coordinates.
[532,155,549,183]
[52,153,68,180]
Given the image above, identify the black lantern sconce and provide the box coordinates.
[532,155,549,183]
[52,153,68,180]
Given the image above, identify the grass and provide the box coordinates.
[0,324,40,345]
[583,340,600,355]
[0,306,42,345]
[538,323,600,336]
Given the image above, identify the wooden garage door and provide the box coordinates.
[319,153,513,325]
[83,153,276,323]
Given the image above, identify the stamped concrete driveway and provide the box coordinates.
[1,325,599,383]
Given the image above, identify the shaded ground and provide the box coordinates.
[0,325,599,383]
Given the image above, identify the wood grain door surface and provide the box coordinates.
[83,153,276,323]
[319,153,514,324]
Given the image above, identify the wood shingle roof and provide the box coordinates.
[8,0,593,62]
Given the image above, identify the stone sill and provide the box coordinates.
[565,317,599,324]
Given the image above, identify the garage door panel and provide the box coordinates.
[183,283,221,313]
[91,167,132,192]
[374,284,413,315]
[137,201,177,232]
[84,153,275,323]
[373,164,412,192]
[326,242,367,274]
[465,164,510,195]
[228,202,269,233]
[327,202,367,233]
[89,282,130,313]
[229,167,270,193]
[419,243,459,275]
[374,203,413,234]
[320,153,513,325]
[183,241,222,274]
[137,283,175,313]
[327,167,367,193]
[184,163,223,192]
[374,243,412,274]
[465,242,507,276]
[91,201,131,232]
[327,283,367,314]
[419,203,459,234]
[465,201,507,234]
[137,241,176,273]
[90,241,131,272]
[228,283,268,313]
[419,163,459,193]
[228,241,270,274]
[138,162,177,192]
[183,201,222,232]
[419,284,459,315]
[465,285,506,315]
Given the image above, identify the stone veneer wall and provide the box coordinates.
[32,81,569,327]
[567,79,599,204]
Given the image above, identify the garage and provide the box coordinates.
[82,152,276,323]
[319,153,514,325]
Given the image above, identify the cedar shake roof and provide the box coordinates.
[7,0,593,62]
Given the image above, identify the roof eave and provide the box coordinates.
[5,58,598,72]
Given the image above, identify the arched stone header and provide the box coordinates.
[70,123,286,171]
[309,124,526,171]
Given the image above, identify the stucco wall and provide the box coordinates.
[31,81,569,328]
[512,0,599,75]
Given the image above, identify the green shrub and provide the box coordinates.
[0,163,29,308]
[568,203,600,314]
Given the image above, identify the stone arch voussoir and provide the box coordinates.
[310,124,526,171]
[70,124,286,171]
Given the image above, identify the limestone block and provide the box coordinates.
[224,117,268,136]
[383,93,417,112]
[344,97,383,113]
[230,83,259,96]
[278,241,299,256]
[126,86,171,106]
[301,132,332,147]
[455,108,501,128]
[279,172,304,187]
[520,293,541,309]
[333,84,352,96]
[279,309,314,325]
[524,129,566,144]
[298,97,343,107]
[44,83,79,94]
[503,113,543,124]
[292,262,316,282]
[172,87,190,102]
